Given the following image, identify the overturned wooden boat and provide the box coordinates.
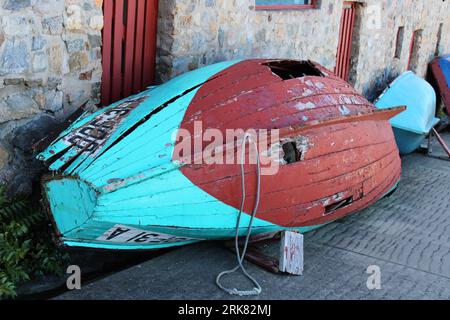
[375,71,439,155]
[431,54,450,115]
[38,59,404,250]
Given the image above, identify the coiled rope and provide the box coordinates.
[216,133,262,296]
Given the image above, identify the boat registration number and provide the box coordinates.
[97,225,198,244]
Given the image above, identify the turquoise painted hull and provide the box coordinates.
[42,175,326,250]
[59,181,400,251]
[375,71,439,154]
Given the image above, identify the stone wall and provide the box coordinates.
[156,0,342,83]
[156,0,450,102]
[349,0,450,101]
[0,0,103,194]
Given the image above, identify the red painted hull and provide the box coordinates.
[431,57,450,115]
[175,59,403,228]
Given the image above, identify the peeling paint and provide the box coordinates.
[296,101,316,110]
[315,82,325,90]
[302,88,314,96]
[339,105,351,115]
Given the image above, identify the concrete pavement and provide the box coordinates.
[56,133,450,300]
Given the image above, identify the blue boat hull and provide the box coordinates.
[392,128,427,155]
[375,71,439,155]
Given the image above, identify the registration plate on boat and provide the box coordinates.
[97,224,198,244]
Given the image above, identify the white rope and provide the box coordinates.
[216,133,262,297]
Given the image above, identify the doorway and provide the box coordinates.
[335,1,357,81]
[101,0,159,106]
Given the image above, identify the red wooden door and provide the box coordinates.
[102,0,159,106]
[335,1,356,81]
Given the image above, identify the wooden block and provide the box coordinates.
[279,231,304,275]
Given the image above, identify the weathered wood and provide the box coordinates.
[111,0,125,103]
[225,231,303,275]
[123,0,137,98]
[279,231,304,275]
[430,56,450,115]
[143,0,159,88]
[101,0,158,105]
[239,247,280,274]
[32,102,88,153]
[38,59,403,250]
[133,0,146,93]
[101,0,114,106]
[335,2,356,81]
[432,128,450,158]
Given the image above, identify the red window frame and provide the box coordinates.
[255,0,317,10]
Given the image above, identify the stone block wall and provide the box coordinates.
[0,0,103,194]
[156,0,343,83]
[156,0,450,102]
[349,0,450,101]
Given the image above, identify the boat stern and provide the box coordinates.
[42,177,97,239]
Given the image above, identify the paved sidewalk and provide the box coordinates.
[56,134,450,300]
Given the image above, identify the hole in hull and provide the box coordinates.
[264,60,324,80]
[324,196,353,215]
[282,142,302,164]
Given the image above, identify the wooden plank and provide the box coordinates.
[75,78,360,177]
[133,0,146,93]
[305,162,401,227]
[142,0,159,88]
[32,103,88,153]
[344,6,356,80]
[101,0,114,106]
[342,8,352,80]
[123,0,137,97]
[335,3,356,81]
[91,151,400,230]
[176,122,398,189]
[225,242,280,274]
[336,8,345,78]
[279,231,304,275]
[111,0,125,102]
[432,128,450,158]
[180,76,363,134]
[224,231,303,275]
[96,141,399,213]
[179,146,399,222]
[340,9,350,78]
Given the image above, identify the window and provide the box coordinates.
[255,0,317,10]
[394,26,405,59]
[407,29,423,72]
